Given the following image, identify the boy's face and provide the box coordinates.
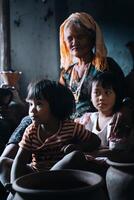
[91,81,116,115]
[27,99,53,125]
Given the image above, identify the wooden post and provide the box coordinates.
[0,0,11,71]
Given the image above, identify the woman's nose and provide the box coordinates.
[72,37,78,45]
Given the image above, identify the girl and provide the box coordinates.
[76,71,127,150]
[10,79,100,183]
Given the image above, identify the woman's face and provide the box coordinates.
[64,24,94,58]
[91,81,116,115]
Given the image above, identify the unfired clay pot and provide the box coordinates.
[12,169,107,200]
[106,155,134,200]
[0,71,22,88]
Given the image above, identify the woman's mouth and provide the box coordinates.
[71,46,79,51]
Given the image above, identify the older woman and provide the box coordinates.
[59,12,125,118]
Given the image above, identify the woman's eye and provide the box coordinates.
[66,36,73,42]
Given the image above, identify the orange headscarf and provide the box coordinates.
[60,12,107,71]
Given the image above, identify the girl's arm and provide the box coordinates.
[11,147,32,183]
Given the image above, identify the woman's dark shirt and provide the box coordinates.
[7,116,32,145]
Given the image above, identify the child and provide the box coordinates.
[10,79,100,183]
[76,71,127,150]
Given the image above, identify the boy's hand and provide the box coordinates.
[61,144,79,154]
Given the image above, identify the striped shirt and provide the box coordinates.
[19,120,92,171]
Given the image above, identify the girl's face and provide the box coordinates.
[64,24,94,58]
[27,99,53,124]
[91,81,116,115]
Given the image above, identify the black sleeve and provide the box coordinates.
[106,57,125,80]
[106,57,126,96]
[7,116,32,145]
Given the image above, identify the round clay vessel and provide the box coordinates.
[106,155,134,200]
[12,169,107,200]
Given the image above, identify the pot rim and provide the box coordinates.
[0,71,22,74]
[12,169,103,195]
[106,158,134,167]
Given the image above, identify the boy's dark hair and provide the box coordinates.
[88,72,125,112]
[26,79,75,120]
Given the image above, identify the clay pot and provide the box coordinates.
[0,71,22,88]
[106,155,134,200]
[12,169,107,200]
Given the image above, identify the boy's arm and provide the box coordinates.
[0,143,19,158]
[11,147,31,182]
[62,129,101,154]
[77,132,101,152]
[74,123,101,152]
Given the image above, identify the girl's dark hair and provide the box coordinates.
[26,79,75,120]
[88,72,125,112]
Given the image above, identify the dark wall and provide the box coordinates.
[9,0,134,98]
[55,0,134,75]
